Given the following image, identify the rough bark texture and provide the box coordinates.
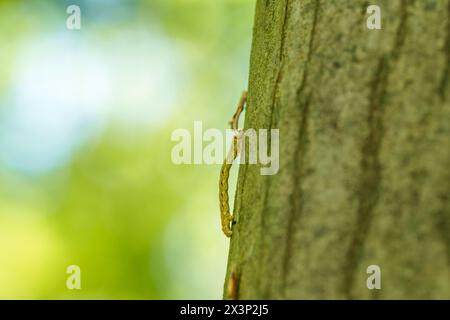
[224,0,450,299]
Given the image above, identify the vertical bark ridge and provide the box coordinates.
[438,0,450,100]
[257,0,292,298]
[343,0,412,298]
[281,0,320,295]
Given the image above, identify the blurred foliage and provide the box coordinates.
[0,0,254,298]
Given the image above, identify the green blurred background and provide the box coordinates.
[0,0,254,299]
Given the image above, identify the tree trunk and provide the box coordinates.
[224,0,450,299]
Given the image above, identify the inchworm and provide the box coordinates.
[219,91,247,237]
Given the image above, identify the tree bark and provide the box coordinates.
[224,0,450,299]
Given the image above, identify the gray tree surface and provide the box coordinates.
[224,0,450,299]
